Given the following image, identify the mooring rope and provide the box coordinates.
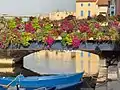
[0,74,22,88]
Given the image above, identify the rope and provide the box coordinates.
[0,74,21,88]
[84,72,106,80]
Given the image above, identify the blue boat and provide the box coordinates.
[20,81,83,90]
[0,72,84,90]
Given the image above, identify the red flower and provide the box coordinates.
[60,20,74,33]
[95,23,100,29]
[72,36,81,48]
[25,22,35,33]
[45,36,54,46]
[79,24,90,33]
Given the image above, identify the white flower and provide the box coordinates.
[77,30,80,32]
[58,23,61,26]
[57,36,62,40]
[89,37,93,40]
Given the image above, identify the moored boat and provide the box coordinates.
[0,72,84,89]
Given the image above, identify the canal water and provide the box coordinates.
[0,50,100,90]
[0,50,100,76]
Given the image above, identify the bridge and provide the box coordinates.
[0,40,120,67]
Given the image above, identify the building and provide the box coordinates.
[97,0,108,16]
[76,0,98,19]
[109,0,116,16]
[109,0,120,16]
[49,11,75,20]
[116,0,120,15]
[76,0,108,19]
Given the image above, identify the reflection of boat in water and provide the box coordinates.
[0,72,84,90]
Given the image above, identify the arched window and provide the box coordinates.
[81,3,83,7]
[88,3,91,6]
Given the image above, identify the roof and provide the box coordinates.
[76,0,97,2]
[97,0,108,6]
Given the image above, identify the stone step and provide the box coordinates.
[96,67,107,82]
[108,66,118,79]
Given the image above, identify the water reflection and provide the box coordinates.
[24,50,100,75]
[0,50,100,76]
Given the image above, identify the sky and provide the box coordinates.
[0,0,75,16]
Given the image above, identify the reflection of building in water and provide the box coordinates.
[76,51,99,75]
[24,50,99,75]
[0,58,15,65]
[0,68,14,73]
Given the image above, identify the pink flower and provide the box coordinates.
[25,22,35,33]
[72,36,81,48]
[111,21,119,28]
[0,42,5,49]
[45,36,54,46]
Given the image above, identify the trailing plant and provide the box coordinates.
[0,15,119,49]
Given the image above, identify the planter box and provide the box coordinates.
[4,40,117,51]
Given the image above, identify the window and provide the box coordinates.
[111,11,115,16]
[88,10,91,16]
[81,3,83,7]
[88,3,90,6]
[81,10,84,16]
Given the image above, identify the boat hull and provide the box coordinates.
[0,81,83,90]
[0,72,84,89]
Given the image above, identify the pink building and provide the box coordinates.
[116,0,120,15]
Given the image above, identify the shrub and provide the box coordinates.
[96,14,107,22]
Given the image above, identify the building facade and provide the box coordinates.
[109,0,116,16]
[116,0,120,15]
[97,0,108,16]
[76,0,98,19]
[49,11,75,20]
[76,0,108,19]
[109,0,120,16]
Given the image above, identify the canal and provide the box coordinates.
[0,50,99,76]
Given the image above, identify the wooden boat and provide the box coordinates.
[20,81,83,90]
[0,72,84,89]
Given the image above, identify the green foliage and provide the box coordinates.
[43,23,52,31]
[21,32,32,46]
[32,18,40,30]
[8,19,16,29]
[61,33,72,46]
[109,16,116,21]
[35,30,45,42]
[108,28,119,40]
[116,15,120,22]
